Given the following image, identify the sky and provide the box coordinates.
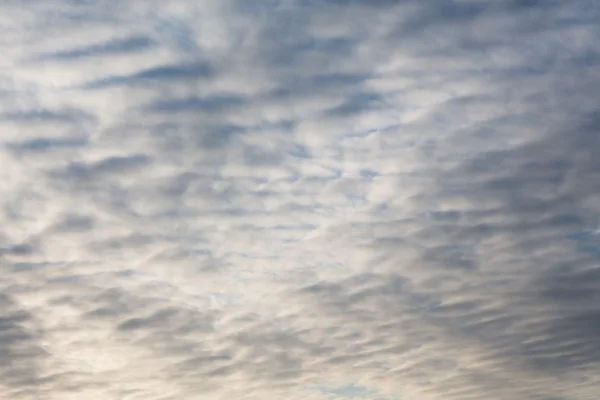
[0,0,599,399]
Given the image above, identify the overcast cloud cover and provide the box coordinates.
[1,0,600,399]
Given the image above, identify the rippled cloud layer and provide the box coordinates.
[1,1,599,399]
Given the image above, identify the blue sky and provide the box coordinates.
[0,1,599,399]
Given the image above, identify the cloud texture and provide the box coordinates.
[1,0,600,399]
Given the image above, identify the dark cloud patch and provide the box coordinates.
[325,92,384,117]
[6,137,88,152]
[263,73,371,106]
[0,294,47,392]
[415,114,600,376]
[37,35,155,61]
[274,36,357,60]
[398,1,487,34]
[83,62,214,89]
[0,109,90,122]
[527,267,600,371]
[145,123,247,154]
[285,56,600,398]
[0,243,36,257]
[243,144,285,166]
[323,0,406,7]
[196,125,246,150]
[145,94,245,116]
[60,154,152,180]
[503,0,561,11]
[259,26,357,68]
[86,233,155,255]
[310,73,369,88]
[49,214,95,233]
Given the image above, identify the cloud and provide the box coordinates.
[36,36,156,61]
[0,0,599,399]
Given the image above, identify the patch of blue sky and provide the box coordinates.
[359,169,379,179]
[311,384,389,400]
[346,193,367,207]
[330,169,343,180]
[564,226,600,255]
[289,143,311,159]
[146,13,198,53]
[374,203,389,212]
[282,173,302,183]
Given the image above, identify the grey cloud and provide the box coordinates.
[145,94,246,114]
[59,154,152,180]
[36,35,155,61]
[325,93,385,118]
[83,62,214,89]
[6,137,88,153]
[48,214,95,233]
[0,109,92,123]
[0,294,47,394]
